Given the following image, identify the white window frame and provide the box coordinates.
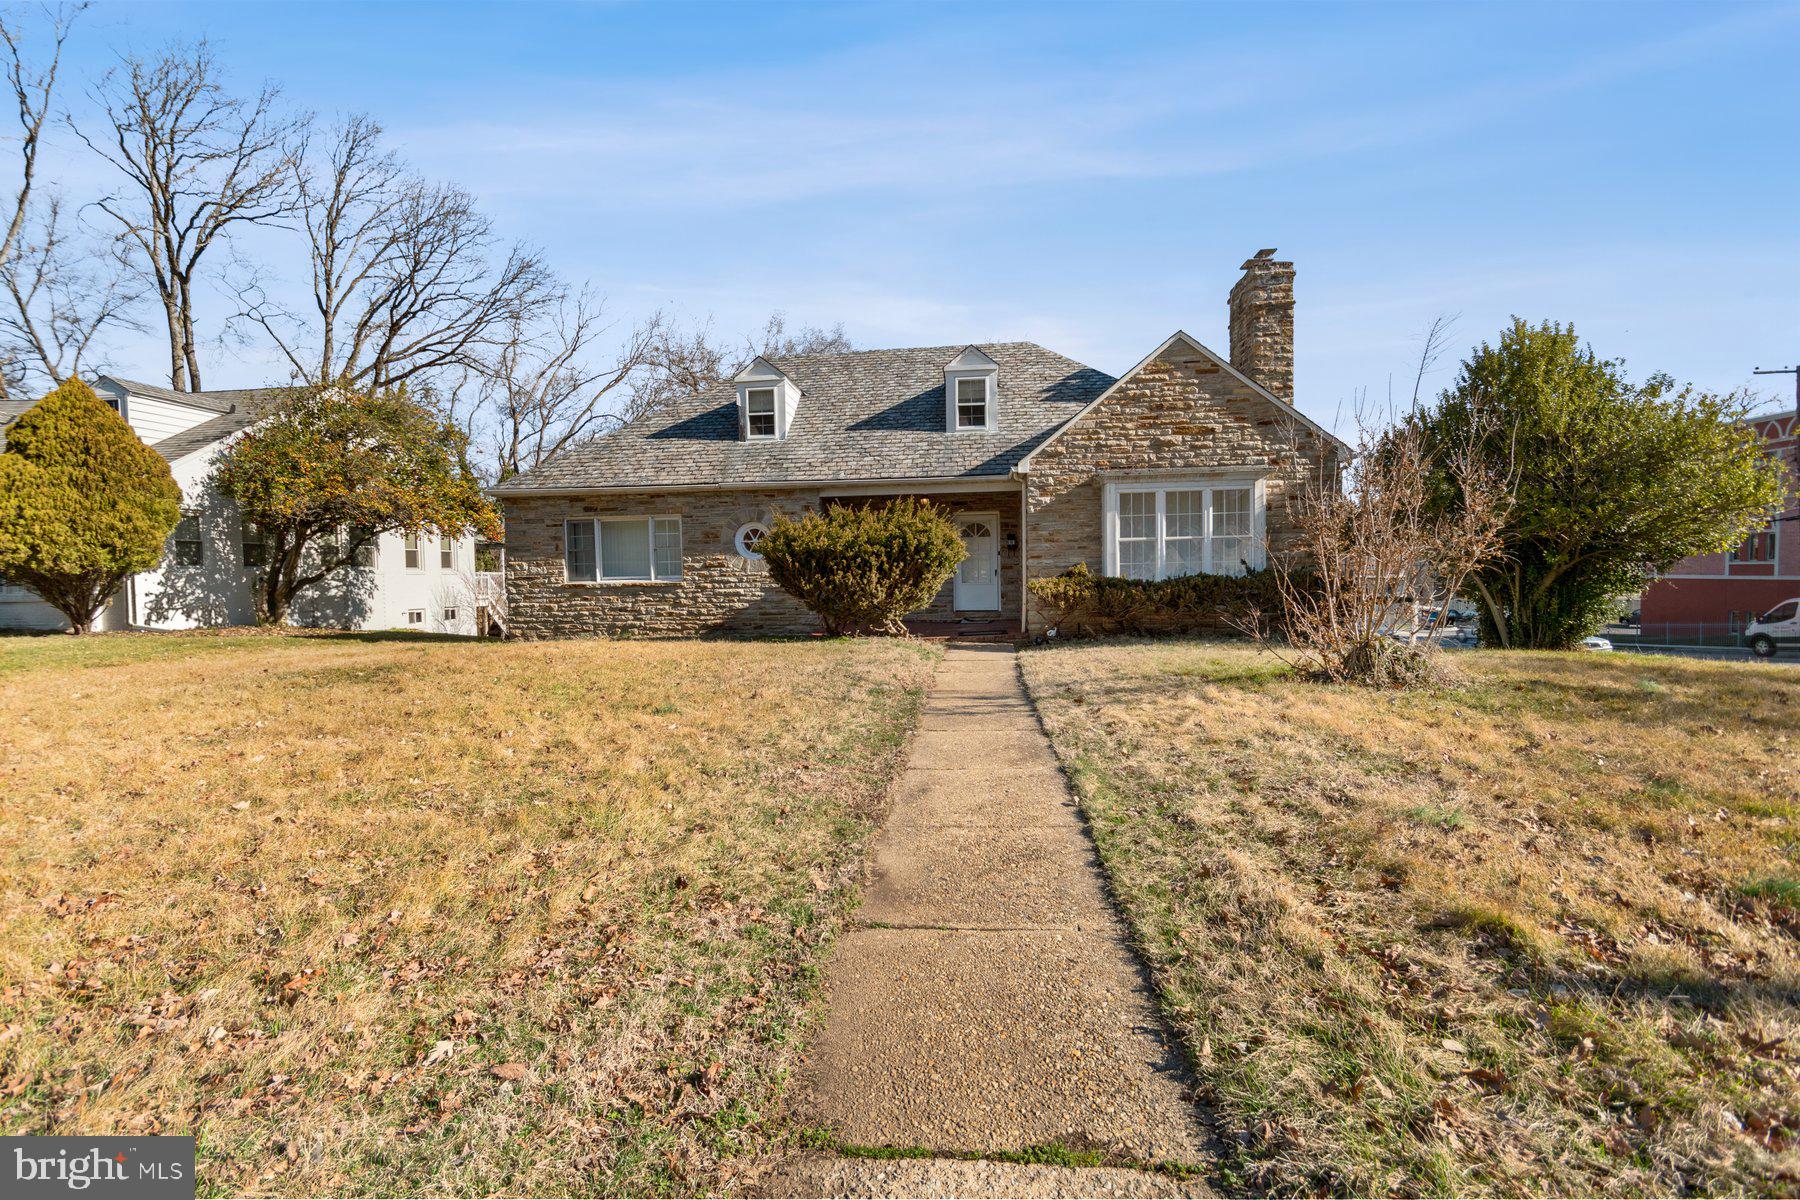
[443,606,458,622]
[734,522,769,559]
[953,375,993,432]
[563,516,683,583]
[440,535,454,570]
[947,372,997,432]
[744,387,778,440]
[240,519,266,570]
[404,609,425,625]
[172,513,205,569]
[404,533,422,571]
[1100,475,1266,579]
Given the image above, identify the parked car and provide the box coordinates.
[1743,598,1800,658]
[1581,635,1614,652]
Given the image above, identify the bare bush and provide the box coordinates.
[1253,414,1508,686]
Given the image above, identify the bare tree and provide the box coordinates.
[78,40,304,391]
[628,311,853,425]
[230,114,554,390]
[0,3,81,398]
[464,290,663,480]
[0,194,143,392]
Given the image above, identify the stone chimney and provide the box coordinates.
[1228,248,1295,402]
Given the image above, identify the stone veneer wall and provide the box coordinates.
[1021,347,1338,631]
[503,486,1023,639]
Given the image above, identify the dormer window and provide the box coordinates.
[733,356,800,441]
[955,377,990,430]
[745,388,778,438]
[943,346,999,433]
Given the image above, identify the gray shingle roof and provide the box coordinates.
[496,342,1114,494]
[0,399,33,450]
[92,379,302,462]
[101,376,288,415]
[146,396,288,461]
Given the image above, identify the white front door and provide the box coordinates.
[953,514,1000,611]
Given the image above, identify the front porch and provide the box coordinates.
[902,616,1021,641]
[820,484,1025,630]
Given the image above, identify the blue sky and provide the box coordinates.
[43,0,1800,434]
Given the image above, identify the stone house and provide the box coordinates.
[494,250,1345,638]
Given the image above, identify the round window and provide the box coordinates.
[735,522,769,559]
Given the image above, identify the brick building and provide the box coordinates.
[1639,411,1799,626]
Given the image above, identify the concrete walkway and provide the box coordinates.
[768,644,1213,1198]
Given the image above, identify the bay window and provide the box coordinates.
[1103,479,1262,579]
[565,516,682,583]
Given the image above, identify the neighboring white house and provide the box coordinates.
[0,377,491,635]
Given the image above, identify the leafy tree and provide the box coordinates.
[0,378,180,633]
[1418,319,1785,649]
[758,498,964,636]
[210,383,502,625]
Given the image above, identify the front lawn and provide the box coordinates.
[0,632,935,1196]
[1021,641,1799,1197]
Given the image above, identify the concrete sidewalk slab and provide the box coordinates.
[861,823,1115,930]
[803,928,1210,1164]
[762,1154,1212,1198]
[908,727,1062,771]
[883,770,1078,830]
[781,643,1216,1192]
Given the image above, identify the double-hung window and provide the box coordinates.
[172,514,204,567]
[440,535,454,569]
[565,516,682,582]
[240,519,266,569]
[954,377,991,430]
[1106,480,1260,580]
[404,533,421,570]
[745,388,777,438]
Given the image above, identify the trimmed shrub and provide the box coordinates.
[0,380,181,633]
[758,499,966,636]
[1028,561,1303,637]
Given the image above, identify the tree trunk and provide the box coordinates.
[162,296,187,391]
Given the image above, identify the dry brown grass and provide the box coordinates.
[0,630,936,1197]
[1020,640,1800,1197]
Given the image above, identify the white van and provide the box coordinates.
[1744,598,1800,658]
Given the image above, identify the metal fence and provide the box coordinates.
[1603,621,1749,651]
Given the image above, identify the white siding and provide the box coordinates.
[8,382,483,637]
[0,588,67,631]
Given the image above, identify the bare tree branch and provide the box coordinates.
[626,311,852,426]
[0,2,81,398]
[76,39,305,390]
[0,192,145,392]
[228,115,556,391]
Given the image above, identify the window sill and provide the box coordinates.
[561,578,683,587]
